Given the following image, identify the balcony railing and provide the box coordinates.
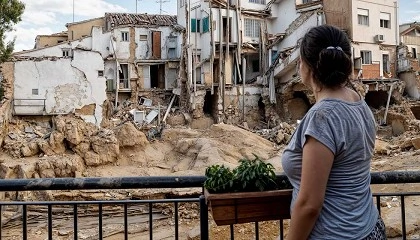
[0,172,419,240]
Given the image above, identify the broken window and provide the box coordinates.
[62,48,72,57]
[121,31,129,42]
[139,34,148,41]
[57,40,64,44]
[98,70,104,77]
[119,64,129,89]
[357,8,369,26]
[32,89,39,95]
[244,18,261,38]
[413,48,417,59]
[249,0,266,4]
[380,12,390,28]
[361,51,372,64]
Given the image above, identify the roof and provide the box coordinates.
[36,31,68,38]
[65,17,105,27]
[105,13,177,27]
[400,22,420,35]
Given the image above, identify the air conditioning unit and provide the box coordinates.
[374,34,385,43]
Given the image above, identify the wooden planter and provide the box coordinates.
[204,189,292,226]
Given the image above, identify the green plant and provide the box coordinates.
[204,154,278,193]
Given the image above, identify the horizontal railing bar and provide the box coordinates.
[372,192,420,197]
[0,171,418,192]
[0,198,199,205]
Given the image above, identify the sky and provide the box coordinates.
[5,0,419,52]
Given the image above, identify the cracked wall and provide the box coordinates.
[13,50,107,126]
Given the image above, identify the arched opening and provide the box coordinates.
[287,91,311,121]
[203,90,217,117]
[411,106,420,120]
[365,91,394,109]
[258,97,266,122]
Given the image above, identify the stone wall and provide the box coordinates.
[0,62,14,146]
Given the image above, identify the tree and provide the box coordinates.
[0,0,25,63]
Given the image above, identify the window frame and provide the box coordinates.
[121,31,129,42]
[249,0,266,4]
[62,48,72,58]
[360,50,372,65]
[244,18,261,38]
[380,12,391,29]
[357,8,369,26]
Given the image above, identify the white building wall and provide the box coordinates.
[14,50,107,125]
[352,0,398,46]
[268,0,299,34]
[113,27,130,60]
[211,8,239,44]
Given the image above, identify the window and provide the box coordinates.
[361,51,372,64]
[191,19,200,32]
[413,48,417,59]
[195,54,202,84]
[382,54,390,73]
[121,32,129,42]
[119,64,129,89]
[139,35,148,41]
[244,18,261,38]
[249,0,266,4]
[62,48,72,57]
[271,50,278,64]
[167,36,178,59]
[202,16,210,33]
[357,8,369,26]
[32,89,39,95]
[98,70,104,77]
[380,12,390,28]
[57,40,64,44]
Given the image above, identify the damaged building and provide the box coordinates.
[1,0,417,133]
[5,13,183,127]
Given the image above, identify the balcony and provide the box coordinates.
[0,172,419,239]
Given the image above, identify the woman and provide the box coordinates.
[281,25,386,239]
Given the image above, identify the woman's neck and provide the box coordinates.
[313,85,360,103]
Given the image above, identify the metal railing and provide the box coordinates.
[12,98,46,115]
[0,172,419,239]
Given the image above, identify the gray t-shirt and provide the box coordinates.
[282,98,378,240]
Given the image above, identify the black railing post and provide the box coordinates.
[199,195,209,240]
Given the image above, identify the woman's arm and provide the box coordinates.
[287,136,334,240]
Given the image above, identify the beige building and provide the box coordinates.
[35,32,68,49]
[34,17,105,50]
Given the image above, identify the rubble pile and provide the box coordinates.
[254,121,297,145]
[3,115,149,167]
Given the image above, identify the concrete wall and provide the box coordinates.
[323,0,352,36]
[352,0,398,45]
[112,26,181,61]
[13,50,107,125]
[67,18,105,40]
[35,35,68,49]
[269,0,299,35]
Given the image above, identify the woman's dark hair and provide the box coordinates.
[300,25,352,88]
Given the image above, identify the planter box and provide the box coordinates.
[204,189,292,226]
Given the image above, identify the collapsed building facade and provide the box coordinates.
[4,13,183,126]
[1,0,419,134]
